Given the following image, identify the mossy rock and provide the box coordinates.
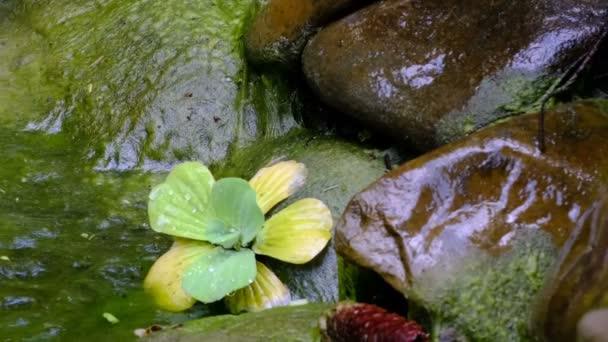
[0,0,301,171]
[145,303,330,342]
[336,100,608,340]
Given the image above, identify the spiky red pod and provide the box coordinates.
[320,302,429,342]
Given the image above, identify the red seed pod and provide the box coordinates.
[319,302,429,342]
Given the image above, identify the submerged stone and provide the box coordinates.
[303,0,608,151]
[336,101,608,340]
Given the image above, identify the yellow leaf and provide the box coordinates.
[253,198,332,264]
[249,160,307,214]
[144,239,214,312]
[225,261,290,313]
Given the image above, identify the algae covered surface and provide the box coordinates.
[144,303,331,342]
[1,0,301,171]
[0,128,191,341]
[0,0,304,340]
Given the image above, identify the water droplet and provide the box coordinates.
[157,215,170,226]
[248,278,253,284]
[184,193,192,201]
[149,187,161,200]
[208,267,215,273]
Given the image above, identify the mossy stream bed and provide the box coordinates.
[0,127,209,340]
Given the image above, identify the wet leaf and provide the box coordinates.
[144,239,214,312]
[182,247,257,303]
[210,178,264,246]
[253,198,332,264]
[225,261,291,313]
[249,160,307,214]
[148,162,223,243]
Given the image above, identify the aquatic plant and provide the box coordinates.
[143,160,332,313]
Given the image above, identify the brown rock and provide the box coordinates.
[533,195,608,341]
[246,0,374,66]
[335,101,608,339]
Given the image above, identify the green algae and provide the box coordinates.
[145,303,331,342]
[0,0,301,171]
[412,234,557,341]
[0,128,201,341]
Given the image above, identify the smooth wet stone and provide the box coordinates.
[336,101,608,340]
[533,196,608,341]
[246,0,372,67]
[1,0,300,171]
[303,0,608,151]
[145,303,330,341]
[214,130,389,303]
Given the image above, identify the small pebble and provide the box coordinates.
[102,312,119,324]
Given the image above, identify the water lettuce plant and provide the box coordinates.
[143,161,333,313]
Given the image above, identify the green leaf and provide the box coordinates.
[225,261,291,314]
[148,162,238,245]
[253,198,332,264]
[183,247,257,303]
[143,238,215,312]
[210,178,264,246]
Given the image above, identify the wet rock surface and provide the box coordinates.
[336,101,608,340]
[245,0,373,67]
[2,0,300,172]
[303,0,608,151]
[533,195,608,341]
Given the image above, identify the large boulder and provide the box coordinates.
[336,101,608,340]
[1,0,300,171]
[303,0,608,151]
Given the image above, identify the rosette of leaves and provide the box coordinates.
[143,161,333,313]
